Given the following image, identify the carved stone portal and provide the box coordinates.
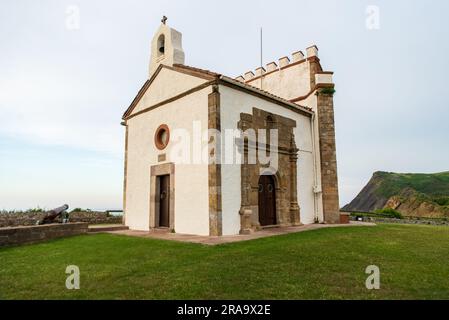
[238,108,301,234]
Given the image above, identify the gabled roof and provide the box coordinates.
[122,64,313,120]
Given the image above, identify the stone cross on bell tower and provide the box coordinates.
[148,18,185,77]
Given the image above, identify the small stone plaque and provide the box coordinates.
[158,154,166,162]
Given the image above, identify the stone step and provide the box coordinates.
[151,227,171,234]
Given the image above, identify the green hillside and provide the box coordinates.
[343,171,449,217]
[375,171,449,200]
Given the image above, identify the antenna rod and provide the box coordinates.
[260,27,263,90]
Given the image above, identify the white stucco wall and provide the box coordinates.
[133,67,206,114]
[244,61,311,101]
[125,70,210,235]
[219,85,318,235]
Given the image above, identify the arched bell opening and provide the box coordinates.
[157,34,165,57]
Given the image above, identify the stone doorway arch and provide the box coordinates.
[238,107,302,234]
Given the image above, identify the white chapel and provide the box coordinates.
[121,20,343,236]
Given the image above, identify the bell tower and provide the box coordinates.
[148,16,185,77]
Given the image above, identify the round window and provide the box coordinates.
[155,124,170,150]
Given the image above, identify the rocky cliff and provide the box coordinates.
[342,171,449,218]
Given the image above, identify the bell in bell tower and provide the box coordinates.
[148,16,185,77]
[157,34,165,56]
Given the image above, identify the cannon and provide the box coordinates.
[38,204,69,225]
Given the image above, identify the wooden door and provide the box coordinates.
[158,175,170,228]
[258,175,276,226]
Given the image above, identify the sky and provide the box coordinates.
[1,0,448,211]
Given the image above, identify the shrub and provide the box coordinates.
[318,87,336,95]
[70,208,93,213]
[375,208,403,219]
[434,197,449,206]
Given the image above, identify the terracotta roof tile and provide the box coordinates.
[172,64,221,78]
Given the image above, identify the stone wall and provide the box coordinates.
[316,89,341,224]
[352,216,449,226]
[69,211,122,225]
[0,211,122,228]
[0,223,88,247]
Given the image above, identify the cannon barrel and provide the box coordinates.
[48,204,69,215]
[38,204,69,225]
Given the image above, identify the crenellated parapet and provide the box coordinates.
[234,45,322,83]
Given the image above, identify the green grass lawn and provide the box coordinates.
[1,224,449,300]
